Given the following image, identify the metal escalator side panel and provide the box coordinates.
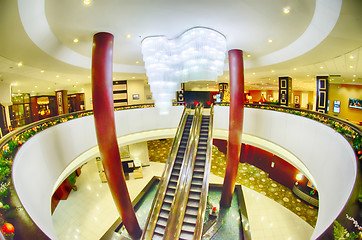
[163,104,204,240]
[142,106,191,240]
[193,104,214,240]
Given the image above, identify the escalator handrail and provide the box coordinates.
[163,104,204,239]
[141,106,190,239]
[193,104,214,240]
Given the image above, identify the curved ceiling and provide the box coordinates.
[0,0,361,95]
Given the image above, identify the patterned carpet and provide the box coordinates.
[147,138,318,227]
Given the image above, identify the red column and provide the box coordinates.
[92,32,142,238]
[220,49,245,207]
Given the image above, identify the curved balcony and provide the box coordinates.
[0,104,360,239]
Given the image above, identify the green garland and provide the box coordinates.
[0,103,360,238]
[0,105,152,238]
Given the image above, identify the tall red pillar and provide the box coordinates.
[220,49,245,207]
[92,32,142,238]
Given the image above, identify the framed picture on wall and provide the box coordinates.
[132,94,140,100]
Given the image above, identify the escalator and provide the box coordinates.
[142,105,213,240]
[153,114,194,239]
[179,114,211,240]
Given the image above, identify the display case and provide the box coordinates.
[9,93,32,129]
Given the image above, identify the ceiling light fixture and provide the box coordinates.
[353,74,356,77]
[142,27,226,114]
[40,70,44,73]
[73,38,79,43]
[136,61,139,64]
[283,8,290,14]
[83,0,91,5]
[349,55,355,59]
[349,65,354,68]
[35,86,38,88]
[126,35,132,38]
[293,68,297,70]
[320,66,324,69]
[56,75,60,78]
[353,79,355,82]
[17,62,23,67]
[247,54,251,58]
[268,39,273,43]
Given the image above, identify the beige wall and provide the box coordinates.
[127,80,154,105]
[328,84,362,123]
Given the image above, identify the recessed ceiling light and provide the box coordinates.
[126,34,132,38]
[35,86,38,88]
[11,82,18,86]
[283,8,290,14]
[136,61,139,64]
[271,70,275,73]
[268,39,273,43]
[353,74,357,77]
[56,75,60,78]
[48,87,50,90]
[247,54,251,58]
[320,66,324,69]
[353,79,355,82]
[349,65,354,68]
[132,77,135,79]
[76,82,79,84]
[83,0,91,5]
[293,68,297,70]
[252,72,256,75]
[17,62,23,67]
[307,74,310,77]
[349,55,355,59]
[73,38,79,43]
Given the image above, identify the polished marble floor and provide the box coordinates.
[52,159,314,240]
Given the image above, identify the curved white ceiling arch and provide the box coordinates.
[18,0,342,72]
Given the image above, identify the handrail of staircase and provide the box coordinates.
[141,105,190,239]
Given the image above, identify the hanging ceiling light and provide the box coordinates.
[142,27,226,114]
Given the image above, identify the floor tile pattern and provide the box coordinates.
[147,139,318,227]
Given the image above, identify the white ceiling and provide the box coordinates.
[0,0,361,96]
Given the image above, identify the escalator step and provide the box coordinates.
[166,188,175,195]
[152,232,164,240]
[154,225,165,236]
[188,192,201,200]
[159,210,169,219]
[187,199,200,208]
[183,215,197,224]
[179,231,194,240]
[190,184,202,192]
[193,166,205,172]
[163,195,174,203]
[168,182,177,189]
[170,175,179,182]
[161,202,172,211]
[156,216,168,227]
[193,172,204,178]
[181,222,196,233]
[194,161,204,166]
[192,177,203,184]
[185,207,199,216]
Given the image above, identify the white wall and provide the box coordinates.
[12,106,183,240]
[12,106,357,240]
[214,106,357,239]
